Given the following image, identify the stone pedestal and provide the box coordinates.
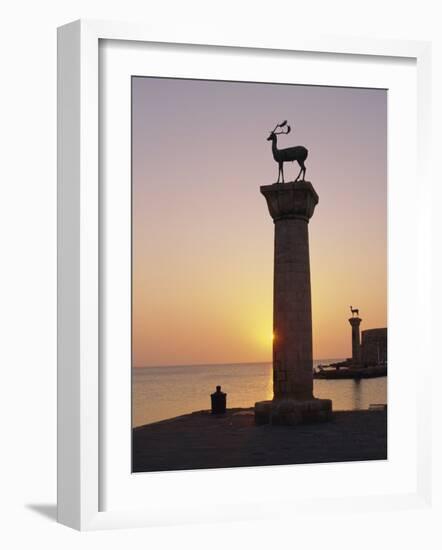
[255,397,332,426]
[348,317,362,366]
[255,181,332,425]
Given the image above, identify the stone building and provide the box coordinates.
[361,328,387,366]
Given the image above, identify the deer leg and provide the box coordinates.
[279,162,284,183]
[297,160,306,182]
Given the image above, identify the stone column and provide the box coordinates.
[348,317,362,366]
[255,181,332,425]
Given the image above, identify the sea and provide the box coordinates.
[132,360,387,427]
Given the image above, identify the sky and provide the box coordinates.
[132,77,387,367]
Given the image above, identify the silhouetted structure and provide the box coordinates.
[349,315,387,367]
[211,386,226,414]
[314,311,387,379]
[255,180,332,425]
[361,328,387,366]
[348,315,362,365]
[267,120,308,183]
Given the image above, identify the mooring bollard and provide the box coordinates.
[211,385,226,414]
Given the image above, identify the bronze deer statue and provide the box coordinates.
[267,120,308,183]
[350,305,359,317]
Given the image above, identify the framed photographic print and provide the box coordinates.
[130,76,387,473]
[57,20,432,530]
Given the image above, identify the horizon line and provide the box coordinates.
[133,357,348,369]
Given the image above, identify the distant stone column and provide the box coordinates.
[348,317,362,366]
[255,181,332,425]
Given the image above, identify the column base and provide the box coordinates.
[255,398,333,426]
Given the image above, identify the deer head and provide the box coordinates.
[267,120,291,141]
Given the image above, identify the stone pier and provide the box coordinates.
[255,181,332,425]
[348,316,362,366]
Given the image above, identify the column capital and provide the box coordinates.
[260,181,319,222]
[348,317,362,326]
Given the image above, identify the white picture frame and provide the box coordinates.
[57,19,433,531]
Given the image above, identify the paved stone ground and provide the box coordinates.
[132,408,387,472]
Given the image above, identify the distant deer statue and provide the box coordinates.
[267,120,308,183]
[350,305,359,317]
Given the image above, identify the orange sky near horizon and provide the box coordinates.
[132,78,387,367]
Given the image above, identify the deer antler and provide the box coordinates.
[272,120,287,132]
[274,123,291,135]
